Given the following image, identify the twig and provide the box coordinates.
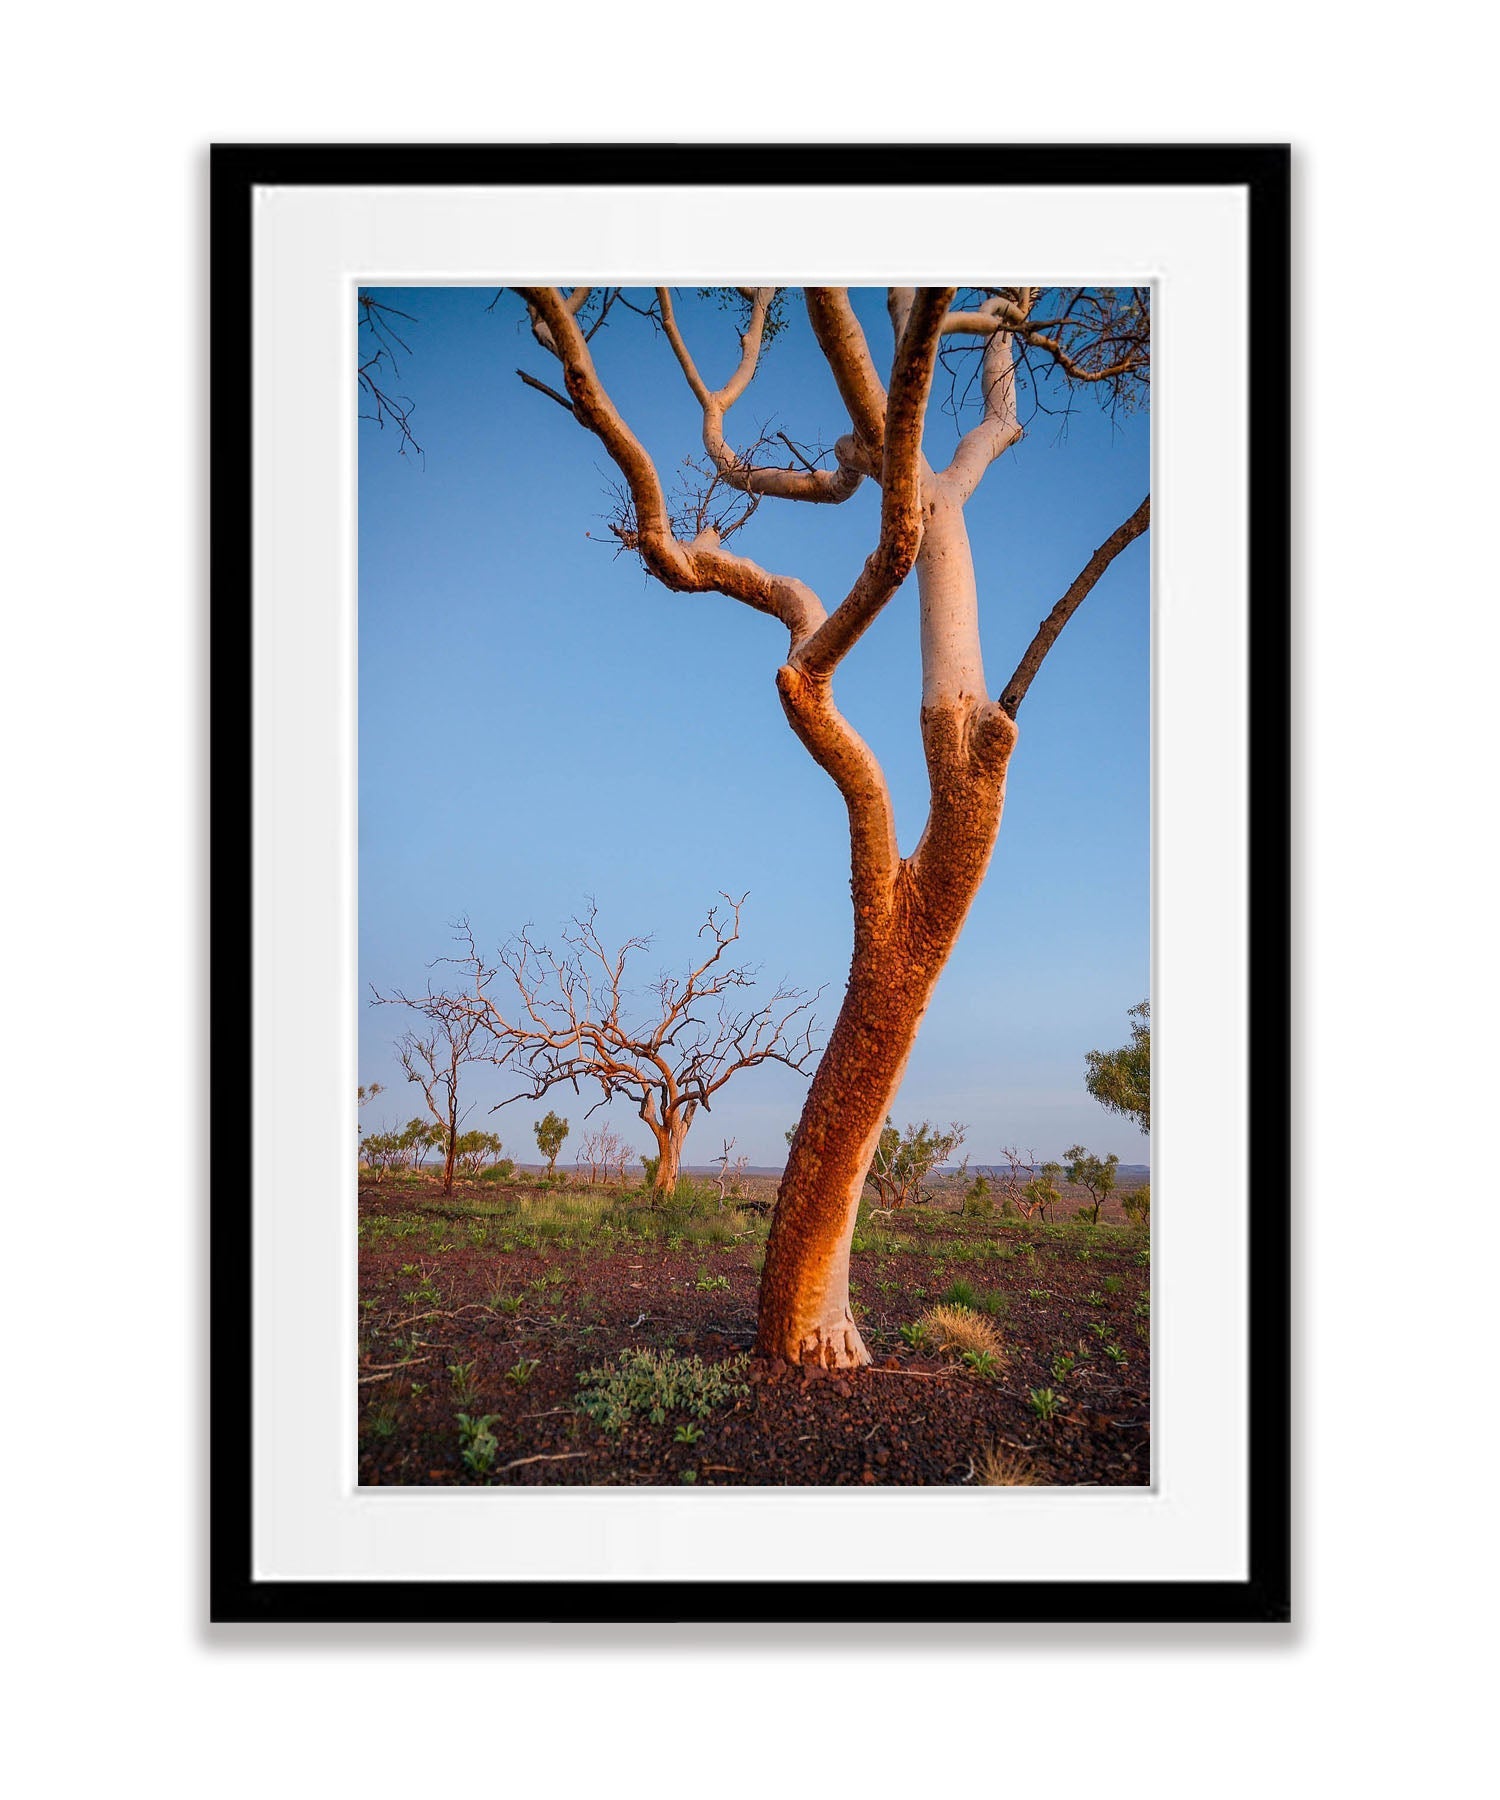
[390,1304,492,1328]
[358,1356,433,1384]
[516,368,575,414]
[499,1451,589,1472]
[860,1368,956,1380]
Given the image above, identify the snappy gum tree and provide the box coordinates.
[446,897,817,1196]
[507,286,1149,1366]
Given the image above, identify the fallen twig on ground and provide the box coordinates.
[499,1452,589,1472]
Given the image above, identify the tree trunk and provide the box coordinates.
[650,1112,691,1197]
[758,499,1019,1365]
[441,1121,457,1196]
[755,897,950,1366]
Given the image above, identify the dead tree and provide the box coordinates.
[496,284,1148,1364]
[386,1008,489,1196]
[436,895,818,1197]
[714,1137,737,1210]
[576,1124,627,1186]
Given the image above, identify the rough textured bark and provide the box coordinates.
[757,505,1018,1365]
[643,1099,694,1196]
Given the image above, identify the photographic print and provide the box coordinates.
[356,282,1152,1489]
[216,145,1288,1619]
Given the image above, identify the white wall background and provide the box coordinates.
[3,7,1493,1797]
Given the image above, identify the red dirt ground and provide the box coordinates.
[357,1179,1150,1487]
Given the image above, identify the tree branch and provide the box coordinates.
[656,286,864,506]
[515,286,828,642]
[998,496,1151,717]
[793,287,954,676]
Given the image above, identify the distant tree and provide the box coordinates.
[360,1129,407,1182]
[533,1109,569,1176]
[1085,1000,1150,1134]
[379,1006,490,1196]
[453,1129,504,1179]
[865,1119,967,1210]
[356,1082,384,1144]
[1021,1161,1064,1224]
[1122,1181,1150,1228]
[577,1124,628,1186]
[400,1116,446,1173]
[433,894,818,1197]
[1064,1144,1120,1225]
[714,1138,737,1209]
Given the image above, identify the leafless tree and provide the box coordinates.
[386,1008,489,1196]
[431,894,818,1197]
[575,1124,631,1186]
[713,1137,738,1210]
[488,284,1148,1365]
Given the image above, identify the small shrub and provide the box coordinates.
[973,1444,1041,1486]
[693,1271,731,1292]
[505,1358,540,1386]
[963,1176,993,1218]
[962,1349,1002,1379]
[940,1277,979,1309]
[918,1304,1004,1362]
[456,1412,502,1475]
[576,1347,751,1434]
[447,1358,479,1404]
[1027,1387,1061,1422]
[898,1321,929,1350]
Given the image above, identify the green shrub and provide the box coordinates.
[577,1348,751,1434]
[1123,1182,1150,1226]
[940,1277,979,1309]
[963,1176,993,1218]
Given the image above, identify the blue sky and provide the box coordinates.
[358,288,1149,1169]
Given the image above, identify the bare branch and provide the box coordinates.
[998,496,1151,717]
[804,289,887,450]
[515,286,828,642]
[794,286,954,675]
[415,899,822,1189]
[515,367,575,414]
[657,286,865,507]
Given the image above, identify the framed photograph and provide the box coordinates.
[212,143,1289,1623]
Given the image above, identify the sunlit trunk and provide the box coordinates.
[649,1107,694,1196]
[757,501,1016,1367]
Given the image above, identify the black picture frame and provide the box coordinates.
[210,143,1290,1626]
